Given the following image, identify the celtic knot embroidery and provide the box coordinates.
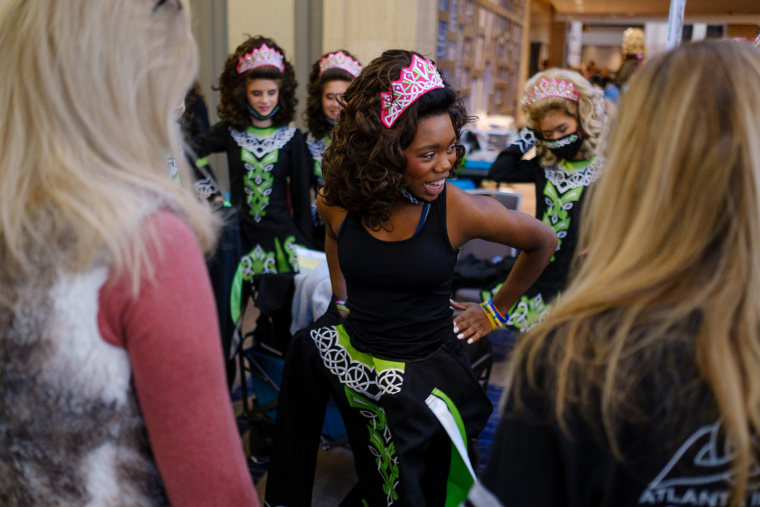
[544,132,579,149]
[310,326,404,400]
[544,156,604,194]
[306,134,327,163]
[242,149,276,222]
[229,125,295,159]
[345,389,400,504]
[510,127,538,154]
[193,178,218,200]
[508,293,553,331]
[307,134,327,184]
[240,245,277,278]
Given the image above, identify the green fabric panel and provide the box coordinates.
[431,388,468,442]
[542,177,584,262]
[335,325,405,373]
[559,155,596,172]
[344,386,399,502]
[430,388,475,507]
[241,148,277,219]
[230,262,244,324]
[312,135,332,180]
[508,292,557,331]
[273,237,289,272]
[283,236,299,273]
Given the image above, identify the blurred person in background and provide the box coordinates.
[0,0,258,504]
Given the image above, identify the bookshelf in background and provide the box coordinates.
[437,0,527,117]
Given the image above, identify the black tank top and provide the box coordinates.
[337,186,458,360]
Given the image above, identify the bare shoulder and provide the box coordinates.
[446,183,506,223]
[316,191,347,237]
[446,182,526,248]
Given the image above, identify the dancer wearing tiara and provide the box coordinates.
[487,68,606,332]
[304,49,362,249]
[197,36,312,283]
[265,49,556,506]
[480,39,760,507]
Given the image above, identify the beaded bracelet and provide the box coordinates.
[479,298,509,330]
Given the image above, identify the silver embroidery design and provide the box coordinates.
[306,134,327,164]
[310,326,404,401]
[193,179,218,200]
[544,132,579,149]
[229,125,296,159]
[544,156,604,194]
[166,157,178,178]
[511,127,538,153]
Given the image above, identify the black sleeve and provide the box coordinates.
[192,121,229,159]
[288,129,314,248]
[487,127,541,183]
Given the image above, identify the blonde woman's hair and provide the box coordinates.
[0,0,217,297]
[622,27,646,60]
[522,68,606,167]
[509,39,760,504]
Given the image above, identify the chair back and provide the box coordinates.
[460,190,522,260]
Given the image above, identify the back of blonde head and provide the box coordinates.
[511,39,760,504]
[0,0,216,295]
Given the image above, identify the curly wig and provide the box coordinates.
[322,49,470,230]
[522,68,606,167]
[217,35,297,130]
[305,50,360,140]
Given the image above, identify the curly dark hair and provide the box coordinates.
[321,49,470,230]
[217,35,297,130]
[304,50,360,140]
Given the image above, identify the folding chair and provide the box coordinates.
[232,270,348,461]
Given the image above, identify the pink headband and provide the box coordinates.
[319,51,362,78]
[380,54,444,128]
[523,77,579,105]
[236,43,285,74]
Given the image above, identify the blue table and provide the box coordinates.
[451,157,496,186]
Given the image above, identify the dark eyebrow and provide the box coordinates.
[414,136,457,152]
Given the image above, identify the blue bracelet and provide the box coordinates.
[486,298,509,325]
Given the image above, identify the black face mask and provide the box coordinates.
[247,103,280,121]
[544,131,582,160]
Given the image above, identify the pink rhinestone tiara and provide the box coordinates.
[380,54,444,128]
[319,51,362,77]
[524,77,579,105]
[236,43,285,74]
